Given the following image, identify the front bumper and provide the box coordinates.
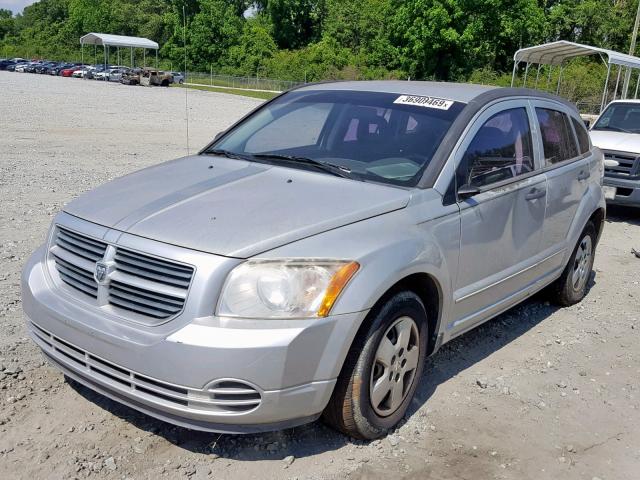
[22,246,366,433]
[604,176,640,207]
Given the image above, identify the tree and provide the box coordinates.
[266,0,325,49]
[0,9,15,42]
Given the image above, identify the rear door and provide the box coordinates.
[531,101,592,269]
[449,100,548,334]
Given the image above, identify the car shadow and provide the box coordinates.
[66,280,595,461]
[606,204,640,227]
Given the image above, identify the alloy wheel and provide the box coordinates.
[572,235,593,291]
[369,316,420,416]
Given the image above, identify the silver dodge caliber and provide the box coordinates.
[22,81,605,439]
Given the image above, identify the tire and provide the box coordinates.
[549,222,596,307]
[323,291,428,439]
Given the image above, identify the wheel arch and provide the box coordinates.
[351,272,444,359]
[589,207,606,244]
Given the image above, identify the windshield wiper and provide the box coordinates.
[251,153,353,179]
[206,148,254,161]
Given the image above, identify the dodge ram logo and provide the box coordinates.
[94,261,109,285]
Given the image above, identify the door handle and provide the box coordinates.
[525,187,547,201]
[577,170,590,181]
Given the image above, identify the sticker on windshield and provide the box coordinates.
[393,95,454,110]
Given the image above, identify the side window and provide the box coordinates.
[535,108,579,164]
[460,107,534,188]
[245,103,332,153]
[571,117,591,154]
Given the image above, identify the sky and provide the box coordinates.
[1,0,36,14]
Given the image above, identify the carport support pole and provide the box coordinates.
[103,45,107,74]
[635,70,640,98]
[546,66,553,89]
[155,50,158,69]
[535,64,542,88]
[613,65,622,100]
[143,49,146,68]
[510,61,518,87]
[556,65,564,95]
[523,63,530,87]
[80,43,84,78]
[600,63,612,113]
[117,46,120,67]
[130,47,133,68]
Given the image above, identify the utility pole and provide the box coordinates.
[623,0,640,98]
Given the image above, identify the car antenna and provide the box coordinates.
[183,4,190,156]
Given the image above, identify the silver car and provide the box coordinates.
[22,81,605,439]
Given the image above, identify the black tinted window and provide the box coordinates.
[536,108,579,164]
[460,107,534,188]
[571,117,590,154]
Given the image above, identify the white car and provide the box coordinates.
[590,100,640,207]
[72,67,91,78]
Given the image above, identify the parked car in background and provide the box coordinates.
[22,82,605,439]
[72,66,94,78]
[140,68,172,86]
[121,68,142,85]
[61,65,79,77]
[0,59,18,70]
[35,62,58,74]
[51,63,77,76]
[170,71,185,84]
[24,61,44,73]
[108,67,130,82]
[589,100,640,207]
[14,62,33,73]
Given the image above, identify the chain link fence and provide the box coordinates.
[186,71,303,93]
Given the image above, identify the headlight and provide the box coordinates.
[217,260,359,319]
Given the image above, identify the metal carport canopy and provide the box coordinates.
[514,40,640,69]
[80,33,158,50]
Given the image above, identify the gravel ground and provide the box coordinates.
[1,71,639,480]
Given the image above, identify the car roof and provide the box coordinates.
[297,80,499,103]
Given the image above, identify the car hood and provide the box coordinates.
[590,130,640,154]
[63,155,411,258]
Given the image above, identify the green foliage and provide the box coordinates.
[266,0,325,49]
[1,0,639,109]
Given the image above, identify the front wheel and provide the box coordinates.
[549,222,596,306]
[323,291,428,439]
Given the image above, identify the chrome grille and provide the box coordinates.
[110,249,192,319]
[51,227,107,298]
[31,322,262,414]
[56,226,108,262]
[49,225,194,322]
[604,151,639,177]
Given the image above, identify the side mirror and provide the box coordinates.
[584,119,591,129]
[214,131,225,141]
[457,184,481,199]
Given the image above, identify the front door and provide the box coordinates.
[448,101,547,335]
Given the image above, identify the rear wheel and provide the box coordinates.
[323,291,428,439]
[549,222,596,306]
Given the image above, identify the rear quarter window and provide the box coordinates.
[535,108,579,164]
[571,117,591,154]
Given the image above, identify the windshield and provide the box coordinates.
[593,103,640,133]
[207,90,465,187]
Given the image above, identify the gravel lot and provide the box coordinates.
[1,71,639,480]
